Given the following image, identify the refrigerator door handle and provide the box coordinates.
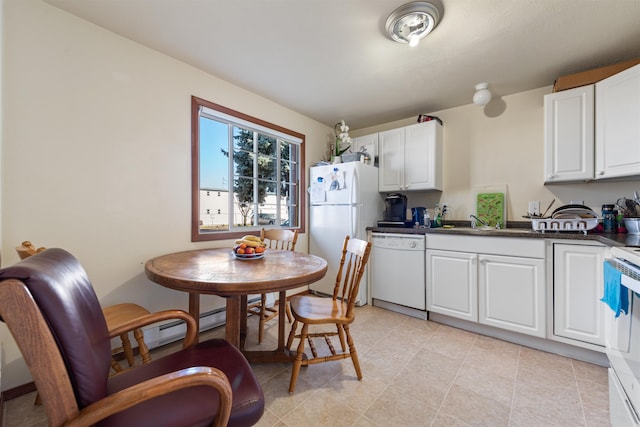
[350,166,357,204]
[351,206,356,237]
[350,168,358,236]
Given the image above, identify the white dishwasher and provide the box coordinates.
[370,233,426,315]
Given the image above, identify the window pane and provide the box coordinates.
[234,176,254,227]
[233,127,254,179]
[254,206,277,225]
[199,116,229,191]
[233,127,254,153]
[257,133,277,186]
[200,189,229,232]
[199,116,230,233]
[283,182,298,227]
[257,133,277,157]
[257,154,276,182]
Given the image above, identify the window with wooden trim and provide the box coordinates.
[191,96,305,241]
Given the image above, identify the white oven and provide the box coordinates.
[606,246,640,426]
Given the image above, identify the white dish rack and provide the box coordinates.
[531,217,599,234]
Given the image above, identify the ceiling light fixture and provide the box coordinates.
[473,83,492,106]
[385,1,442,47]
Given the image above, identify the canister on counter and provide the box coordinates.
[602,204,615,233]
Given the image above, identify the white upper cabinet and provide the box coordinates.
[378,121,442,192]
[544,63,640,182]
[595,63,640,179]
[378,127,405,190]
[544,85,594,183]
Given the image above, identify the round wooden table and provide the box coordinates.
[145,248,328,363]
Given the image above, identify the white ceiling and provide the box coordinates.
[44,0,640,130]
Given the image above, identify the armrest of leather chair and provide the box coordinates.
[107,309,198,349]
[65,366,232,427]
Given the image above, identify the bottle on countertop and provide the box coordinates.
[424,209,431,228]
[616,210,626,233]
[434,203,442,228]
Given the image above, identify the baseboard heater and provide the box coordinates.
[141,308,225,349]
[141,296,262,350]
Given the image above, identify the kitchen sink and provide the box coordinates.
[472,226,496,232]
[434,226,536,235]
[474,228,534,234]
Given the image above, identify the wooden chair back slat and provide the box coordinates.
[260,228,298,251]
[332,236,371,316]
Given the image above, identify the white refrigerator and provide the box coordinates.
[308,162,383,305]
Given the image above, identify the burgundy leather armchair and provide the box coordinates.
[0,248,264,427]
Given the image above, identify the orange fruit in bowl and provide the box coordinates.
[236,248,245,254]
[255,246,265,254]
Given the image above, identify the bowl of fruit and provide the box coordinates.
[233,235,266,260]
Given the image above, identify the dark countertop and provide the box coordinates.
[368,220,638,247]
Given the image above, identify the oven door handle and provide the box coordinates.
[607,258,640,294]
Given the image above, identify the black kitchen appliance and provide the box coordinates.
[378,193,412,227]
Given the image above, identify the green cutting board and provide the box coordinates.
[477,193,505,227]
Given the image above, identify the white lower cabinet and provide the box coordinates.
[553,243,606,347]
[426,249,477,322]
[478,254,546,337]
[427,235,546,338]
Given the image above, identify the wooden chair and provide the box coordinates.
[247,228,298,344]
[16,241,152,373]
[15,240,46,259]
[286,235,372,393]
[0,248,264,427]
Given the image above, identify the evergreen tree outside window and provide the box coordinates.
[191,96,305,242]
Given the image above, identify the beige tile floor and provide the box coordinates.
[3,305,611,426]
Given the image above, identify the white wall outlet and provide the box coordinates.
[528,201,540,216]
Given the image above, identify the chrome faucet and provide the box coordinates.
[469,214,490,228]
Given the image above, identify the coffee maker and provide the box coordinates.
[378,193,411,227]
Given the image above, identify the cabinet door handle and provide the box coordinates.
[597,171,605,176]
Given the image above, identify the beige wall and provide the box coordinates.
[354,88,640,221]
[0,0,331,390]
[2,0,639,392]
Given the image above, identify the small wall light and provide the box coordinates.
[473,83,492,106]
